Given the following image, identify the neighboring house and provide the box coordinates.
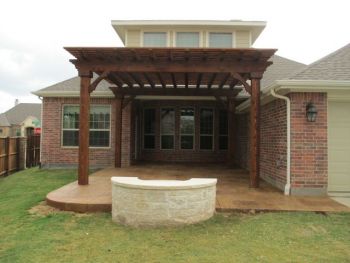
[0,103,42,137]
[32,20,350,196]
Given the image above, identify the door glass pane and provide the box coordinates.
[180,108,194,134]
[161,135,174,149]
[144,109,156,134]
[200,135,213,150]
[160,108,175,134]
[200,109,213,135]
[181,135,193,149]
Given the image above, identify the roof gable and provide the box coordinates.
[290,43,350,81]
[3,103,41,125]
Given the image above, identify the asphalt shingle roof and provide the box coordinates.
[0,113,10,127]
[262,55,306,88]
[0,103,41,126]
[290,43,350,81]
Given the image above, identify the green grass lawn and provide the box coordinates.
[1,169,350,263]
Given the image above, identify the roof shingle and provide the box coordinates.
[290,43,350,81]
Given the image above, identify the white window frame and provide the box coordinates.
[160,107,175,150]
[199,107,215,151]
[61,104,112,149]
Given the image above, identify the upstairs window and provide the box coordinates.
[176,32,200,47]
[143,32,167,47]
[209,33,233,48]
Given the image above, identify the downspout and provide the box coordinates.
[270,88,291,195]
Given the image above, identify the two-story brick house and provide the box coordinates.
[33,20,350,196]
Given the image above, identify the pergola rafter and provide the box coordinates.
[66,47,276,188]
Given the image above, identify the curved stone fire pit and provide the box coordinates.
[111,177,217,227]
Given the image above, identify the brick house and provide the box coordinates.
[33,20,350,196]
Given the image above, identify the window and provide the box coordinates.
[180,108,195,149]
[176,32,200,47]
[143,32,167,47]
[209,33,233,48]
[219,110,228,150]
[62,105,111,147]
[0,128,3,134]
[160,108,175,149]
[200,108,214,150]
[143,108,156,149]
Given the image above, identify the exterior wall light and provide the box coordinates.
[306,102,317,122]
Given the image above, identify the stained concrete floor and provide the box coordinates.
[46,163,350,213]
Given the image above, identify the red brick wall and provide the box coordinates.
[289,92,328,195]
[260,99,287,190]
[234,113,249,169]
[137,100,227,163]
[235,92,328,195]
[41,97,133,168]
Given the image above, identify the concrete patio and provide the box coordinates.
[46,163,350,213]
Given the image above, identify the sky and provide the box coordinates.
[0,0,349,113]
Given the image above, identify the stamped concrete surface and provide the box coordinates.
[46,163,350,213]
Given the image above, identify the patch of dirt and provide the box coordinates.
[28,201,91,217]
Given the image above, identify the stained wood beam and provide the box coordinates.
[143,73,155,88]
[227,97,235,166]
[108,74,123,88]
[78,70,92,185]
[219,73,231,89]
[128,73,144,88]
[196,73,202,89]
[88,71,110,93]
[250,76,261,188]
[111,87,241,97]
[122,95,136,109]
[229,79,239,90]
[231,72,251,94]
[157,73,166,88]
[115,97,123,168]
[171,73,177,88]
[208,73,217,89]
[72,60,272,74]
[115,73,133,88]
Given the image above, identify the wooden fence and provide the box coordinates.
[0,137,21,176]
[26,134,41,168]
[0,135,41,176]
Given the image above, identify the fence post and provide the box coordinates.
[5,137,10,176]
[16,137,20,171]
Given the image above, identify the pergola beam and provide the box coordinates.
[111,87,241,97]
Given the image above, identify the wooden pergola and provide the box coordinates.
[65,47,276,188]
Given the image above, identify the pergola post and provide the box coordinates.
[78,69,92,185]
[115,95,123,167]
[227,97,236,166]
[250,72,262,188]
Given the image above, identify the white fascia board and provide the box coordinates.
[236,79,350,113]
[111,20,266,27]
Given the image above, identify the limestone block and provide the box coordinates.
[111,177,217,227]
